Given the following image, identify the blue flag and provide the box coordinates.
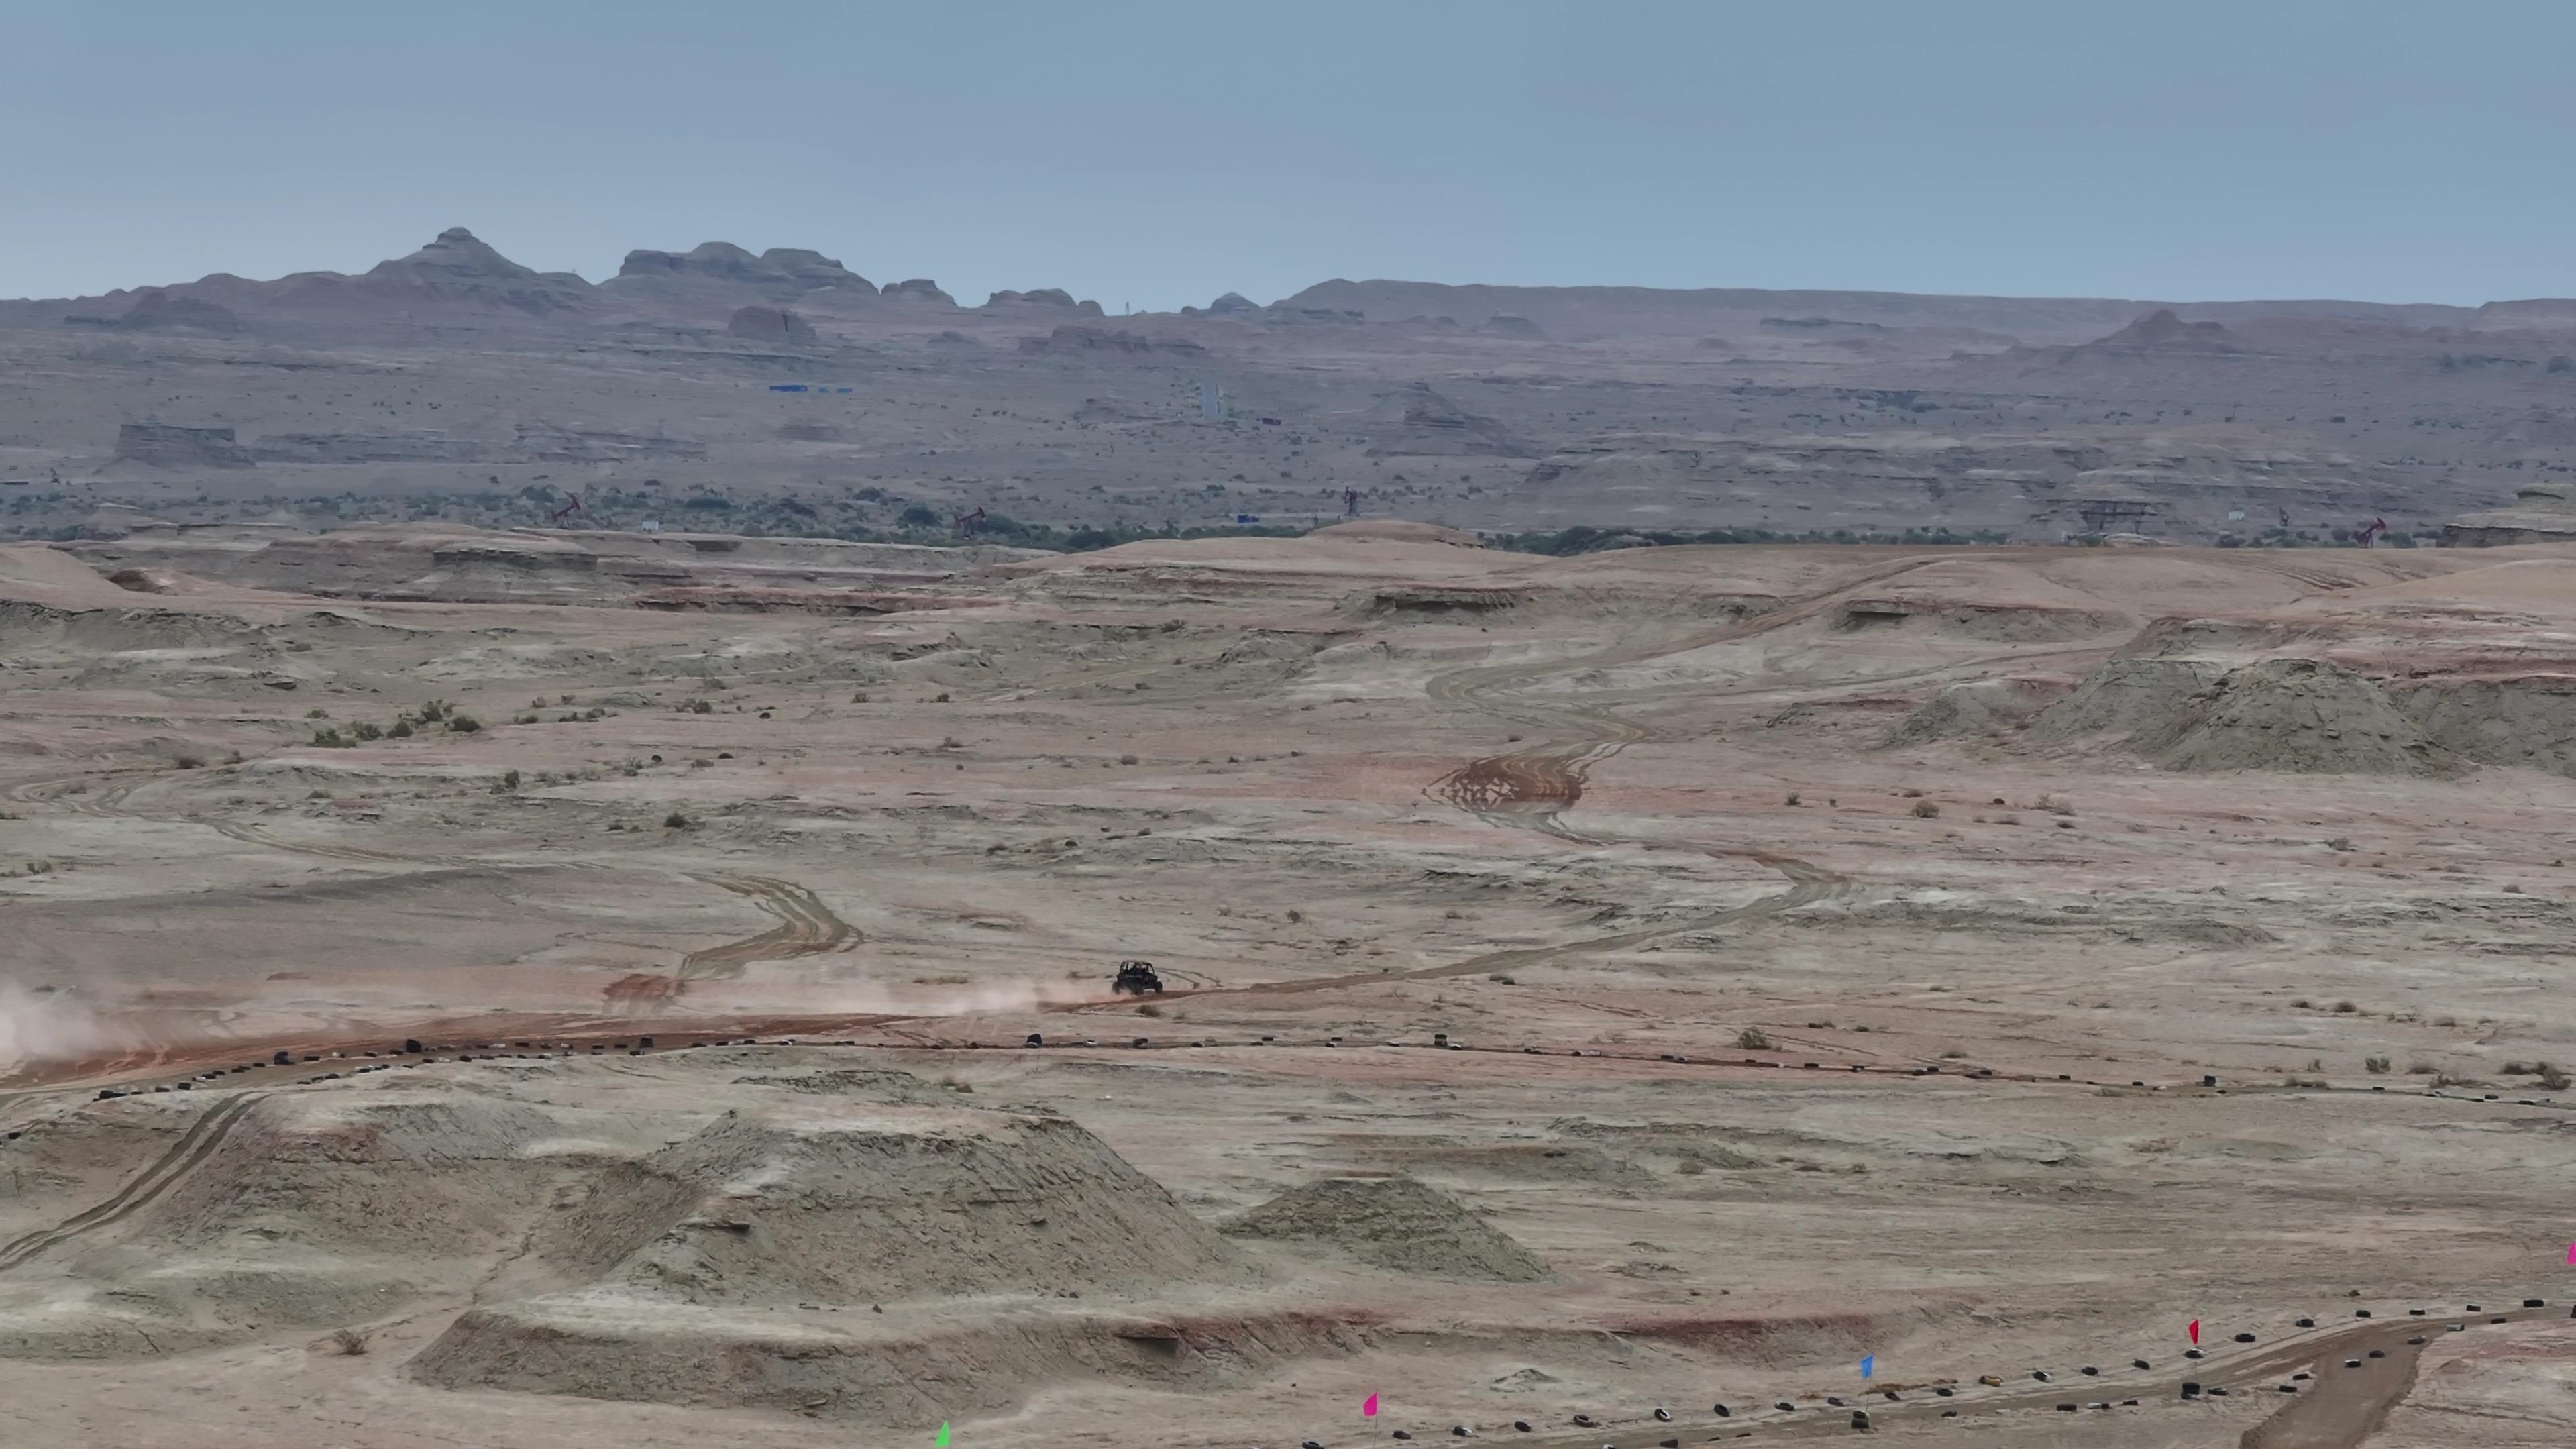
[1860,1354,1874,1379]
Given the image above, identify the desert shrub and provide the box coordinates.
[2501,1061,2531,1075]
[416,700,447,722]
[2325,837,2355,852]
[2035,794,2074,816]
[2363,1055,2390,1075]
[1784,792,1801,806]
[447,714,481,733]
[663,812,691,829]
[2406,1061,2436,1075]
[311,727,350,748]
[2334,1000,2357,1014]
[1119,753,1139,765]
[1911,799,1940,818]
[329,1328,369,1356]
[934,692,952,703]
[1737,1027,1773,1051]
[387,720,413,739]
[2539,1063,2571,1091]
[1136,1003,1163,1018]
[352,721,382,741]
[305,708,329,719]
[689,699,713,714]
[493,770,521,794]
[173,755,203,770]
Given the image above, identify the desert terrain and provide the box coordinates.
[7,512,2576,1449]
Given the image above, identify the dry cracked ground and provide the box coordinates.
[4,522,2576,1448]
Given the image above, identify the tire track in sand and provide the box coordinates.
[7,761,861,1012]
[1412,558,1935,959]
[606,875,864,1006]
[0,1091,266,1272]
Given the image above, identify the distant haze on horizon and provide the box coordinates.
[9,0,2574,313]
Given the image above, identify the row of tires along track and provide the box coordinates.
[1296,1299,2571,1445]
[65,1022,2576,1119]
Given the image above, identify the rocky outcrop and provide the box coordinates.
[1362,383,1532,458]
[1480,313,1544,338]
[64,286,246,333]
[762,248,871,291]
[880,278,955,307]
[2445,485,2576,546]
[350,227,592,315]
[115,424,254,469]
[616,243,875,296]
[2082,309,2239,352]
[983,288,1107,316]
[727,305,820,346]
[1205,291,1260,315]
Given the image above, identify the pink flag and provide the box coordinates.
[1362,1393,1379,1419]
[2189,1319,2200,1345]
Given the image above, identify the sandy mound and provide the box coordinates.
[0,1091,578,1359]
[2131,658,2463,776]
[413,1092,1277,1424]
[1879,676,2074,747]
[2024,659,2222,743]
[2396,674,2576,777]
[1222,1175,1551,1282]
[524,1101,1246,1305]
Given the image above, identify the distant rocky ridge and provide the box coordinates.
[9,229,1061,337]
[21,229,2576,350]
[1277,279,2520,345]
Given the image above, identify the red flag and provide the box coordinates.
[2189,1320,2200,1345]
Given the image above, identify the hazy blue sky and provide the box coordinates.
[7,0,2572,309]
